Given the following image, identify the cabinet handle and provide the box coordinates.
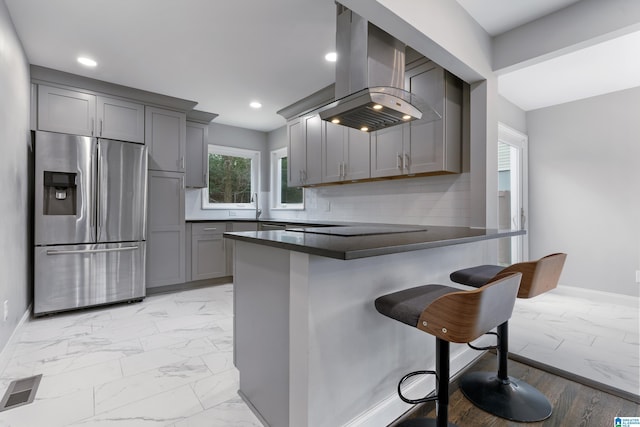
[404,153,410,170]
[397,153,403,169]
[342,162,347,178]
[180,157,185,170]
[91,118,95,136]
[99,119,103,136]
[203,227,217,231]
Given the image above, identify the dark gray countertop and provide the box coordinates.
[224,224,525,260]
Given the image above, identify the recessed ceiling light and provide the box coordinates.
[77,57,97,67]
[360,126,369,132]
[249,101,262,109]
[372,104,383,110]
[331,118,340,124]
[325,52,337,62]
[402,115,412,120]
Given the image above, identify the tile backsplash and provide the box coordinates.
[186,173,470,226]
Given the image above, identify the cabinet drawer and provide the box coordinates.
[192,222,227,235]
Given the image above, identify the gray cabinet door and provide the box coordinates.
[344,128,370,181]
[145,106,186,172]
[406,63,462,174]
[304,114,323,185]
[191,223,227,280]
[38,85,96,137]
[185,122,208,188]
[97,96,145,143]
[146,170,185,288]
[370,124,407,178]
[322,121,345,183]
[287,118,305,187]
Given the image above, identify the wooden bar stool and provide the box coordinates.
[375,272,522,427]
[449,253,567,422]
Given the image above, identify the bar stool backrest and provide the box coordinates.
[499,253,567,299]
[417,272,522,343]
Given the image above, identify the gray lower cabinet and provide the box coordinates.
[147,170,185,288]
[191,222,228,281]
[185,121,208,188]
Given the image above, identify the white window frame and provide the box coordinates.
[202,145,260,210]
[271,147,304,210]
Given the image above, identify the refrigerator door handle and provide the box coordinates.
[96,141,102,240]
[46,246,139,255]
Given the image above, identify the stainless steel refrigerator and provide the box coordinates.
[34,131,147,315]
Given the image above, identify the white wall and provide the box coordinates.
[0,0,31,353]
[527,87,640,296]
[498,95,527,134]
[185,122,269,220]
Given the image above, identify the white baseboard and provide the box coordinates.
[553,285,639,307]
[0,304,32,376]
[343,344,488,427]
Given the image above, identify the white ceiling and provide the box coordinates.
[5,0,640,131]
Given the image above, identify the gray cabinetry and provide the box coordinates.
[97,96,145,143]
[146,170,185,288]
[37,85,144,143]
[145,106,186,172]
[287,114,322,187]
[38,85,96,137]
[185,121,209,188]
[191,222,227,281]
[322,122,370,183]
[372,61,462,178]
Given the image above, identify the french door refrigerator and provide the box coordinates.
[34,131,147,315]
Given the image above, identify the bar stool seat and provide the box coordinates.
[375,272,522,427]
[450,253,567,422]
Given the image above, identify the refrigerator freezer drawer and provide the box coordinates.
[34,242,146,315]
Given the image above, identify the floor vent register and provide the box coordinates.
[0,374,42,412]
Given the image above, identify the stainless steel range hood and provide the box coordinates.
[319,5,440,132]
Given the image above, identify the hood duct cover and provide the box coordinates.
[319,5,441,132]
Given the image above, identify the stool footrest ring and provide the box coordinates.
[398,370,438,404]
[467,332,498,351]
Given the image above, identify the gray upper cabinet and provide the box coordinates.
[38,85,145,143]
[287,114,322,187]
[146,170,185,288]
[38,85,96,137]
[372,61,462,178]
[185,121,209,188]
[145,106,187,172]
[287,118,305,187]
[97,96,145,143]
[322,122,370,183]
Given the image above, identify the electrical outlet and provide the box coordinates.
[228,211,237,217]
[636,270,640,283]
[3,300,7,321]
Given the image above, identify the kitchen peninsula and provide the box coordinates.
[225,224,523,427]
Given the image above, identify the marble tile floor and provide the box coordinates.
[0,284,637,427]
[508,286,639,398]
[0,284,262,427]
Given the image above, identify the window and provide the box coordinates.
[202,145,260,209]
[271,147,303,209]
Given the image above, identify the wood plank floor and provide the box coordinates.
[392,352,639,427]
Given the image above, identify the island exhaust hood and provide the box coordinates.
[319,5,440,132]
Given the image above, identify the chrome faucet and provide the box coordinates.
[253,192,262,220]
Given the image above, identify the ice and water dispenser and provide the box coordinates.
[42,171,77,215]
